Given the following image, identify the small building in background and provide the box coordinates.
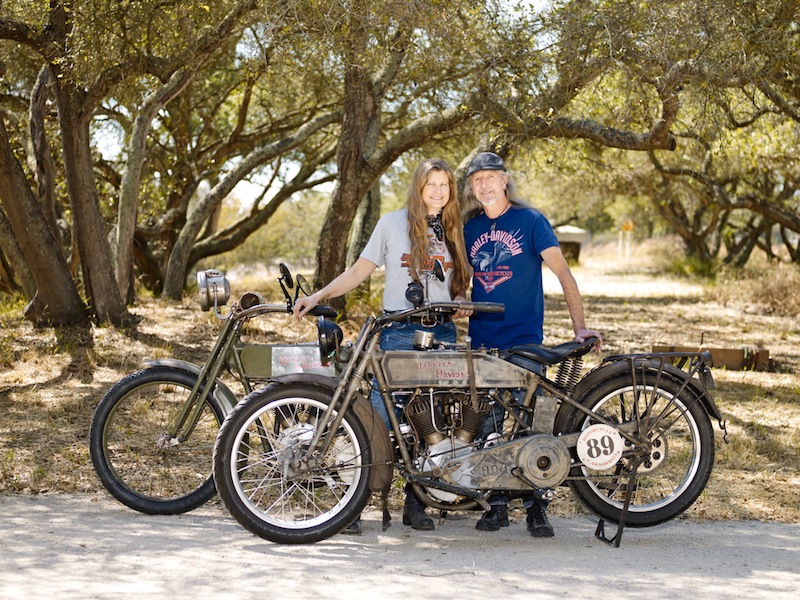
[555,225,591,263]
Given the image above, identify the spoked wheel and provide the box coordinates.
[562,370,715,527]
[213,384,371,544]
[89,367,225,514]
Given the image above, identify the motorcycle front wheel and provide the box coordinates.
[90,366,225,514]
[214,384,372,544]
[561,370,715,527]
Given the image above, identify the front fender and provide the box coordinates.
[267,374,393,493]
[145,358,238,414]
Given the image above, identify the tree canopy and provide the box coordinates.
[1,0,798,325]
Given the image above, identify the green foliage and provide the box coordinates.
[3,0,800,308]
[214,190,331,269]
[664,252,719,280]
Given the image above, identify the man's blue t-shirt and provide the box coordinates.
[464,205,559,350]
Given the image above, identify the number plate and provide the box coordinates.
[576,424,624,470]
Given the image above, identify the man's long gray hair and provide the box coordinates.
[461,169,530,221]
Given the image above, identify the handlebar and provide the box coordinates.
[235,301,337,321]
[308,305,337,318]
[437,301,505,314]
[376,301,504,325]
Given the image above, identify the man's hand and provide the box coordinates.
[576,328,603,351]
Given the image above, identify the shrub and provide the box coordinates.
[714,262,800,316]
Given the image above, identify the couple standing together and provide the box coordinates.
[294,153,603,538]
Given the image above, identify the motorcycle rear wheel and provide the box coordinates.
[213,383,372,544]
[90,366,225,515]
[562,370,715,527]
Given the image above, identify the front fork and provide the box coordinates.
[300,318,382,467]
[166,316,241,442]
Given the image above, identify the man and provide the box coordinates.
[462,151,603,537]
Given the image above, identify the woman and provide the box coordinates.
[294,157,471,532]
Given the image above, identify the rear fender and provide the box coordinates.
[554,358,722,433]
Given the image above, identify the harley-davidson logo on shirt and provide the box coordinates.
[470,228,524,292]
[400,234,453,277]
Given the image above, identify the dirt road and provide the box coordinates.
[1,494,798,599]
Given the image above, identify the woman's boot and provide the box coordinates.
[402,484,434,530]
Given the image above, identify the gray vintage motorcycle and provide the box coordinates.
[212,286,727,546]
[90,264,335,515]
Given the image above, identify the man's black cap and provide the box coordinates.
[465,152,507,178]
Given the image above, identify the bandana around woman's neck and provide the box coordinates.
[426,209,444,241]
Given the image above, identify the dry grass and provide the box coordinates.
[1,243,799,524]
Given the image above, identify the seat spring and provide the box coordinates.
[555,358,583,393]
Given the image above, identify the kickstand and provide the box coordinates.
[381,489,392,531]
[595,459,641,548]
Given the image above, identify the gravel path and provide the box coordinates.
[1,494,798,599]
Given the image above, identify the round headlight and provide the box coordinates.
[238,291,263,310]
[317,317,343,358]
[197,270,231,311]
[405,281,424,307]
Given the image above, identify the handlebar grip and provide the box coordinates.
[466,302,505,314]
[308,305,337,318]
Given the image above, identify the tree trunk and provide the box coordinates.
[314,64,380,303]
[54,85,131,325]
[345,183,381,300]
[0,207,36,297]
[0,116,87,326]
[116,68,194,303]
[346,181,382,268]
[29,66,59,239]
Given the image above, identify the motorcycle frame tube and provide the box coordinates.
[539,375,647,449]
[369,347,418,469]
[303,317,378,459]
[145,302,302,440]
[145,358,238,413]
[147,312,241,440]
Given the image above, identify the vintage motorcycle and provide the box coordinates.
[212,285,727,547]
[89,264,335,515]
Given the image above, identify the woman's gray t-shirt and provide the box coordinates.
[360,208,455,311]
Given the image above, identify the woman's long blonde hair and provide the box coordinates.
[406,158,471,298]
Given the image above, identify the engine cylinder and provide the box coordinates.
[453,395,490,442]
[406,395,446,444]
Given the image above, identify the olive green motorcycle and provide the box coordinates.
[90,265,335,515]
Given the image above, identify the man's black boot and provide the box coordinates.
[475,504,509,531]
[526,502,554,537]
[402,488,434,530]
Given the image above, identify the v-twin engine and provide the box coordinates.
[405,390,488,445]
[404,391,490,501]
[404,390,571,499]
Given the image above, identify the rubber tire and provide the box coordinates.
[213,384,372,544]
[90,366,225,515]
[561,370,715,527]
